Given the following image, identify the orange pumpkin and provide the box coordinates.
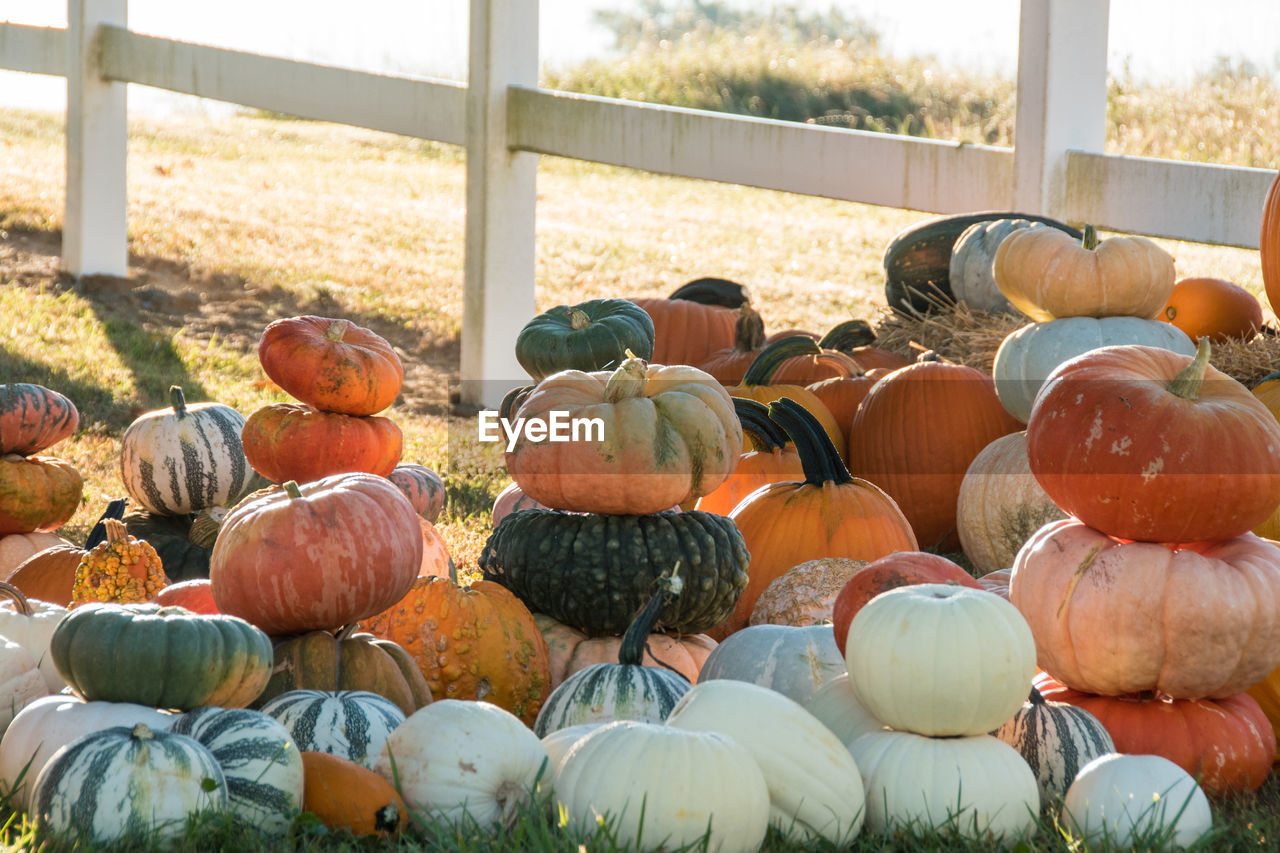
[728,336,846,460]
[300,751,408,836]
[694,398,803,516]
[1159,276,1263,343]
[3,539,82,606]
[241,403,403,484]
[1251,372,1280,539]
[535,612,715,690]
[387,463,446,524]
[696,304,767,386]
[0,532,71,579]
[806,373,876,437]
[629,297,738,367]
[710,398,917,640]
[1260,170,1280,318]
[257,315,404,416]
[360,576,551,726]
[0,454,82,535]
[0,384,79,456]
[416,517,453,580]
[770,322,873,385]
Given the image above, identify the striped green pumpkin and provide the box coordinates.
[169,706,305,836]
[533,575,692,737]
[31,722,226,845]
[993,688,1116,806]
[258,690,404,770]
[120,385,252,516]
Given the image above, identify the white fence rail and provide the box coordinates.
[0,0,1275,406]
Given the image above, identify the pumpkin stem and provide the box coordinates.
[169,385,188,418]
[284,480,304,500]
[1168,338,1212,401]
[567,307,592,331]
[102,518,128,546]
[766,398,853,487]
[733,398,792,452]
[603,355,648,403]
[84,498,129,549]
[323,319,351,342]
[0,582,33,617]
[618,563,682,667]
[1028,687,1045,706]
[669,277,749,308]
[734,305,766,352]
[740,336,823,387]
[1082,224,1098,251]
[131,722,155,740]
[817,319,876,351]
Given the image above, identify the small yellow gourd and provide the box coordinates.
[70,519,166,607]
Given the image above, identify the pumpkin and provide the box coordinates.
[554,720,770,853]
[1026,339,1280,543]
[0,637,49,737]
[0,384,79,456]
[301,751,407,837]
[241,403,403,484]
[3,541,79,607]
[994,687,1116,806]
[0,583,66,692]
[883,210,1080,315]
[118,385,253,516]
[514,297,655,380]
[260,689,404,769]
[803,673,884,747]
[1259,168,1280,319]
[695,304,767,385]
[257,315,403,416]
[716,398,916,639]
[121,506,214,583]
[1251,372,1280,540]
[169,706,305,836]
[830,552,983,656]
[992,315,1196,424]
[806,373,876,437]
[70,518,166,607]
[728,336,846,459]
[665,679,866,846]
[359,576,549,725]
[31,723,226,845]
[1247,660,1280,760]
[490,481,551,527]
[994,224,1177,321]
[0,532,70,579]
[540,722,603,775]
[1035,673,1274,796]
[386,462,446,523]
[50,602,273,709]
[479,509,749,636]
[955,431,1067,575]
[414,517,453,580]
[748,557,866,627]
[1159,276,1263,343]
[629,281,741,366]
[149,578,218,614]
[849,729,1040,841]
[692,397,804,517]
[532,574,691,736]
[845,583,1036,736]
[948,218,1045,314]
[0,453,82,535]
[253,627,432,717]
[210,473,422,635]
[771,324,873,386]
[846,351,1022,550]
[977,568,1012,600]
[1010,519,1280,698]
[535,612,715,691]
[698,623,846,706]
[667,277,751,308]
[1062,754,1212,849]
[504,355,741,515]
[373,699,548,829]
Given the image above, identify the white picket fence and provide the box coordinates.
[1,0,1276,406]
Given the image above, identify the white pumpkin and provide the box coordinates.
[850,729,1040,842]
[844,583,1035,736]
[994,687,1115,806]
[540,722,604,777]
[1063,753,1212,851]
[0,694,175,812]
[0,636,48,737]
[802,672,885,748]
[0,585,67,692]
[555,720,770,853]
[665,679,865,846]
[698,623,845,706]
[375,699,548,830]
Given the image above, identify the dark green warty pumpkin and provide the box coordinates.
[514,298,655,381]
[478,509,749,636]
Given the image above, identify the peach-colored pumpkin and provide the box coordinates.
[534,613,716,690]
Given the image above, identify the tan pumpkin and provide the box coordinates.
[0,533,71,580]
[748,558,867,627]
[534,613,716,690]
[3,542,82,607]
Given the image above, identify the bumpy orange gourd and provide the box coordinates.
[258,315,403,416]
[1159,276,1263,344]
[70,519,166,607]
[300,751,408,837]
[359,576,551,726]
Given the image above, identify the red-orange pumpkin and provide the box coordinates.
[241,403,403,484]
[257,315,404,416]
[535,613,716,690]
[149,578,219,614]
[0,454,82,535]
[1026,340,1280,543]
[629,298,738,367]
[209,473,422,635]
[0,384,79,456]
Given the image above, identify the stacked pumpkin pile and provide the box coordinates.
[1010,338,1280,796]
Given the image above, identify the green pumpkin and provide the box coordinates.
[479,509,749,636]
[515,298,655,381]
[50,602,273,710]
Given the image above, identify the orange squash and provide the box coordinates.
[696,304,767,386]
[0,454,82,535]
[0,385,79,456]
[241,403,403,484]
[300,751,408,836]
[629,297,738,367]
[1159,276,1262,343]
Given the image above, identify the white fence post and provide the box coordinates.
[64,0,128,278]
[459,0,539,410]
[1013,0,1110,218]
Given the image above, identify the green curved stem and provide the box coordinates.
[818,319,876,351]
[732,398,791,452]
[766,397,853,487]
[618,564,683,667]
[169,385,187,417]
[741,336,822,386]
[1169,337,1211,401]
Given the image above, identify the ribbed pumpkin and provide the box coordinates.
[532,575,691,737]
[359,576,550,726]
[803,674,885,746]
[209,473,422,635]
[259,689,404,769]
[806,373,876,437]
[515,297,655,380]
[1063,753,1212,851]
[715,398,917,640]
[1036,672,1275,796]
[0,454,82,535]
[70,518,166,607]
[504,355,741,515]
[1251,371,1280,539]
[846,352,1022,551]
[1159,276,1263,343]
[1026,339,1280,542]
[693,398,803,516]
[955,431,1067,576]
[695,304,767,385]
[1011,519,1280,699]
[2,537,79,606]
[0,532,70,580]
[490,481,551,528]
[535,612,715,691]
[993,687,1115,806]
[1259,169,1280,319]
[0,583,67,691]
[300,751,407,837]
[241,403,403,484]
[728,337,846,460]
[258,315,403,416]
[0,384,78,456]
[479,509,749,636]
[386,463,446,524]
[770,323,874,386]
[119,386,253,516]
[629,286,740,366]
